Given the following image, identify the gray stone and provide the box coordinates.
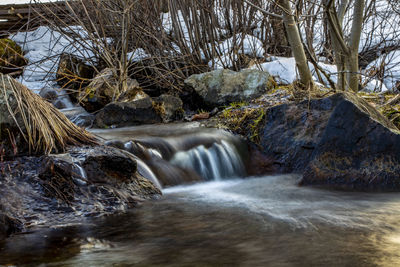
[184,68,274,106]
[79,68,143,112]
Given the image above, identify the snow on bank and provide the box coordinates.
[366,50,400,91]
[208,34,265,69]
[11,26,96,94]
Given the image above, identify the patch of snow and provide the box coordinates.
[252,57,298,84]
[362,78,389,93]
[309,62,338,85]
[208,34,265,69]
[11,26,97,94]
[127,48,151,62]
[366,50,400,91]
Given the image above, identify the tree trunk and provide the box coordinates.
[324,0,364,92]
[346,0,364,92]
[279,0,314,88]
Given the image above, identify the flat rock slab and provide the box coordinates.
[260,92,400,191]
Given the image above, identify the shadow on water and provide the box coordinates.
[2,175,400,266]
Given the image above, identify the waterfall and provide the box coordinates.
[170,140,245,181]
[135,158,163,190]
[92,124,247,188]
[72,163,88,186]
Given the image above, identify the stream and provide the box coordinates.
[2,124,400,266]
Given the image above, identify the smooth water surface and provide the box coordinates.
[2,174,400,266]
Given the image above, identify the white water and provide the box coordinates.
[170,140,245,181]
[92,124,247,188]
[165,174,400,230]
[135,158,162,190]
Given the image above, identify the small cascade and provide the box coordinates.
[170,140,245,181]
[92,124,247,187]
[72,163,88,186]
[135,158,163,190]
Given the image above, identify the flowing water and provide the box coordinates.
[2,124,400,266]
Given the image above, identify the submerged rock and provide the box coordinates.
[260,92,400,191]
[184,68,274,106]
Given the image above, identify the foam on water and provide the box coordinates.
[170,140,245,181]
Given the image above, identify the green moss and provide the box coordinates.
[381,104,400,130]
[0,39,23,56]
[219,105,266,145]
[0,39,27,73]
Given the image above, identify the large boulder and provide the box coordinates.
[260,92,400,191]
[79,68,143,112]
[93,97,162,128]
[56,53,95,100]
[184,68,274,106]
[0,39,27,75]
[0,145,160,238]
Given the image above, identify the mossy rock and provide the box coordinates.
[0,39,27,75]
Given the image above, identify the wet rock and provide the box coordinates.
[152,94,184,122]
[146,159,203,187]
[0,38,27,75]
[0,145,160,237]
[79,68,143,112]
[184,68,274,106]
[93,97,162,128]
[39,86,59,102]
[260,92,400,191]
[79,146,137,183]
[301,93,400,190]
[56,53,95,100]
[260,95,333,172]
[0,213,21,239]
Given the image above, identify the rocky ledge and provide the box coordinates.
[0,145,160,239]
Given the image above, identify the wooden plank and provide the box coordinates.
[0,1,77,34]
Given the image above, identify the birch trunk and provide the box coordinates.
[279,0,314,88]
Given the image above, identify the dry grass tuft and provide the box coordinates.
[1,74,98,155]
